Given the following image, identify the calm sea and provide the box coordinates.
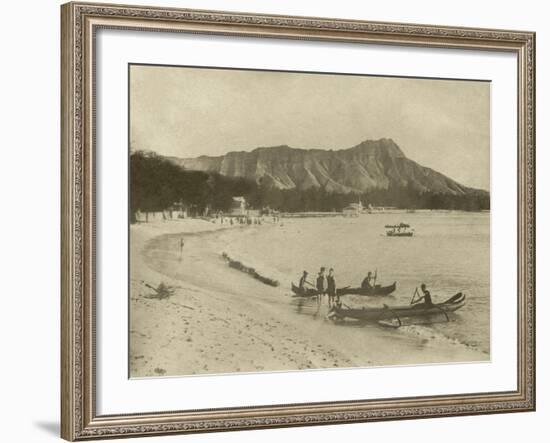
[221,211,490,354]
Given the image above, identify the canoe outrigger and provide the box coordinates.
[385,223,414,237]
[327,292,466,326]
[337,281,396,297]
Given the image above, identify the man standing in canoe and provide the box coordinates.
[298,271,313,294]
[316,267,327,306]
[412,283,434,307]
[361,271,374,290]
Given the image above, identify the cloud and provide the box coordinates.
[130,65,490,190]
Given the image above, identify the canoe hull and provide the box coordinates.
[291,283,320,297]
[292,281,397,298]
[329,293,466,322]
[337,281,396,297]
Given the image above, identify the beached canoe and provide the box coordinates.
[328,292,466,322]
[291,283,320,297]
[336,281,396,297]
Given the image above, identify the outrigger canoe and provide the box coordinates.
[337,282,396,297]
[327,292,466,323]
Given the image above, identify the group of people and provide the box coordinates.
[298,268,382,307]
[214,215,282,226]
[216,216,263,226]
[298,269,435,309]
[298,267,341,307]
[299,267,358,307]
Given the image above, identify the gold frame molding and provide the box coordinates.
[61,2,536,441]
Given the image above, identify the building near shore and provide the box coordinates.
[229,196,247,216]
[342,201,363,217]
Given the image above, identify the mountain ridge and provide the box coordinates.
[166,138,487,196]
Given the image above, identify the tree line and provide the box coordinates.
[130,150,489,222]
[130,151,255,222]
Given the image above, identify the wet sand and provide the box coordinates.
[130,218,487,378]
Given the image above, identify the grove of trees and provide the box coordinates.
[130,150,490,223]
[130,151,255,222]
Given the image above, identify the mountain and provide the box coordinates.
[168,138,485,195]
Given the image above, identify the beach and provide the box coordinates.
[130,213,489,378]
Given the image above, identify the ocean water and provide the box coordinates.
[220,211,490,354]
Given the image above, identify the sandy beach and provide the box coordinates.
[129,217,488,378]
[130,218,358,377]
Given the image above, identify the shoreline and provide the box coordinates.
[130,218,488,378]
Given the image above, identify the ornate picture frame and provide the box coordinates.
[61,2,535,440]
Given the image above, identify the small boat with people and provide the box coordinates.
[385,223,414,237]
[337,270,396,296]
[292,269,396,298]
[291,270,320,298]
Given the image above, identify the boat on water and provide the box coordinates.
[327,292,466,324]
[336,281,396,297]
[292,281,396,297]
[385,223,414,237]
[291,283,320,297]
[387,231,413,237]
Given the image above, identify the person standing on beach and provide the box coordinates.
[316,267,326,306]
[179,238,185,261]
[327,268,336,307]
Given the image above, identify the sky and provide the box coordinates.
[130,64,490,190]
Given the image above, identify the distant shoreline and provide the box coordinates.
[280,209,490,218]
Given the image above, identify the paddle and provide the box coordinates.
[410,287,420,305]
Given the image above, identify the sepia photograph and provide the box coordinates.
[128,64,490,378]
